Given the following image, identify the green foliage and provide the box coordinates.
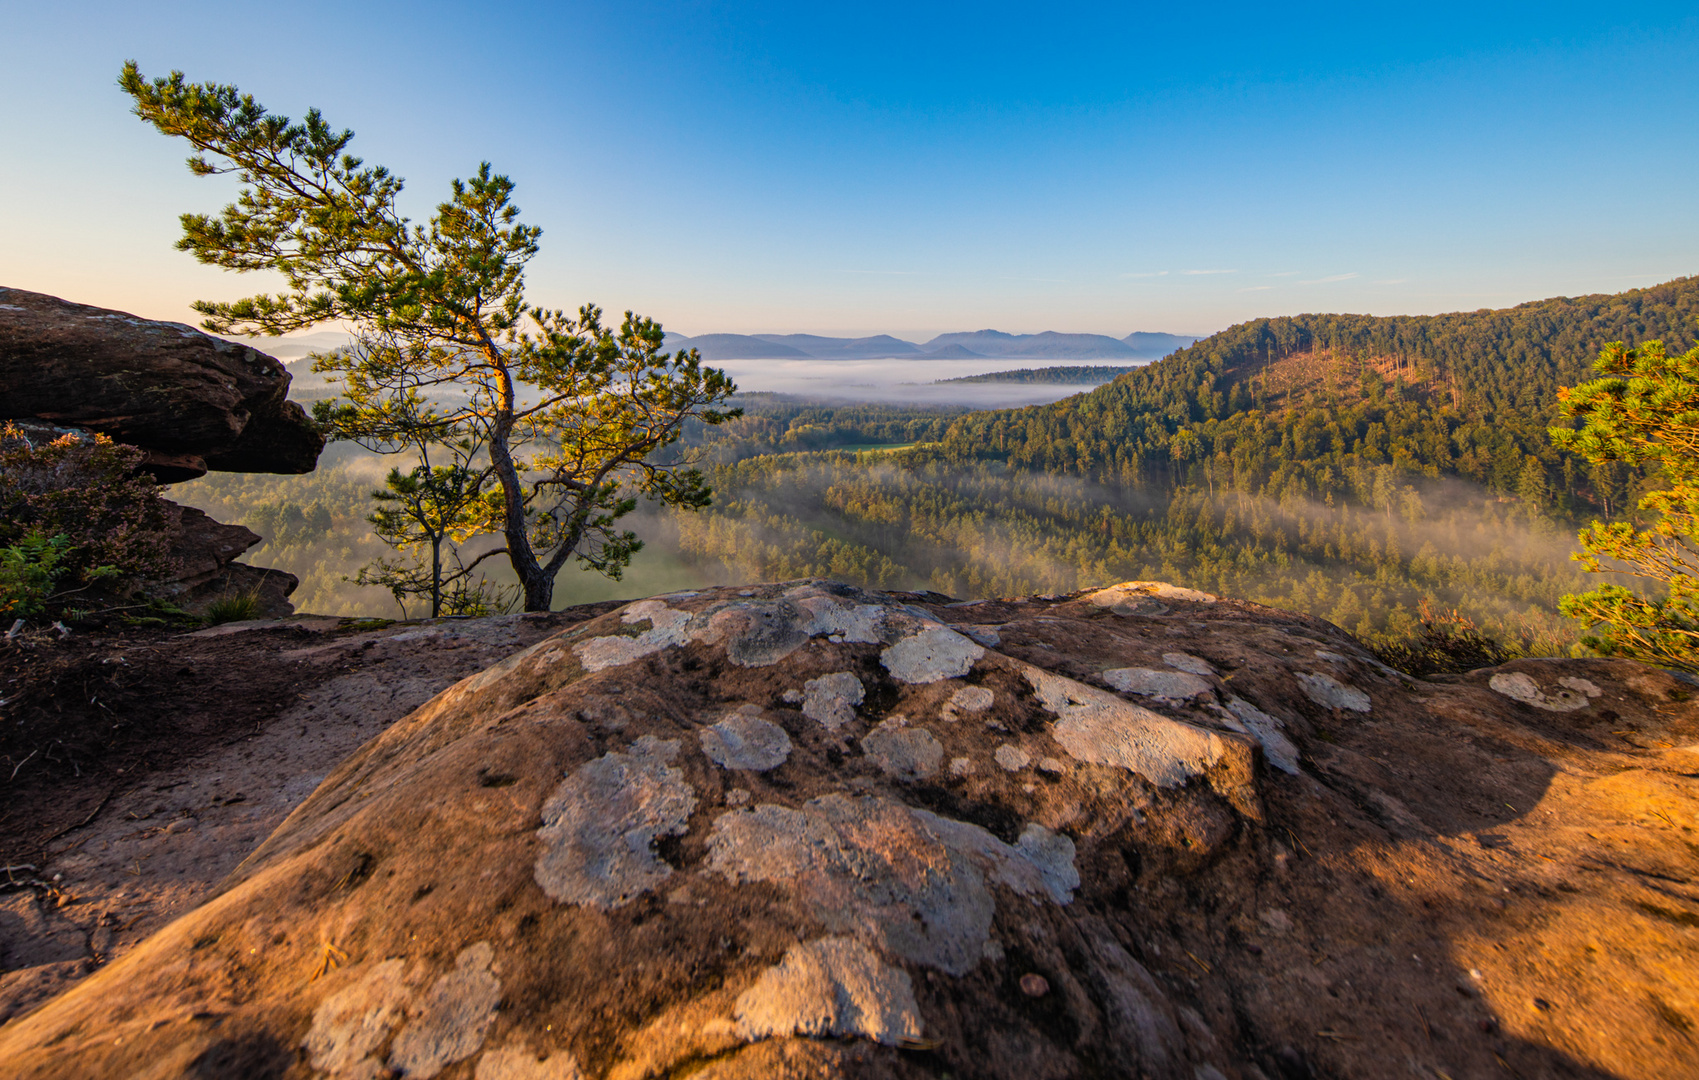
[173,462,402,617]
[353,457,520,618]
[164,279,1699,661]
[0,533,72,619]
[0,424,173,616]
[122,63,739,611]
[1366,602,1520,678]
[929,277,1699,515]
[204,592,264,625]
[674,451,1582,648]
[1553,341,1699,669]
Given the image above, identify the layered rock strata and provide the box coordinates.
[0,286,323,481]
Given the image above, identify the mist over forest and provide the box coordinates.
[180,277,1699,652]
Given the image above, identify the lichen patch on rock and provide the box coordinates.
[705,792,1073,975]
[1296,671,1372,712]
[571,601,691,673]
[1101,666,1214,702]
[474,1045,585,1080]
[1222,697,1301,775]
[388,942,501,1079]
[881,625,985,684]
[733,936,922,1046]
[534,736,697,908]
[860,717,944,780]
[1488,671,1593,712]
[304,959,411,1078]
[1162,651,1215,675]
[801,671,865,729]
[1024,665,1227,787]
[700,706,793,772]
[941,684,995,720]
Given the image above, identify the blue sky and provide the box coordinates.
[3,2,1696,339]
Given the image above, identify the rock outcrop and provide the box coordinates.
[156,502,298,617]
[0,287,323,481]
[0,580,1695,1080]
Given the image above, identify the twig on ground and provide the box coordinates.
[37,787,117,845]
[9,748,38,781]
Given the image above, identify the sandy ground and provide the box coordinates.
[0,610,607,1023]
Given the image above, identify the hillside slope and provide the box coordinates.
[669,279,1699,645]
[934,277,1699,502]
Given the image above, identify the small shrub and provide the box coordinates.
[1370,602,1518,678]
[204,593,264,625]
[0,425,174,612]
[0,532,72,618]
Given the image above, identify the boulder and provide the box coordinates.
[155,502,298,617]
[0,287,323,481]
[0,579,1694,1080]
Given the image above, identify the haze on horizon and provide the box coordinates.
[3,2,1697,340]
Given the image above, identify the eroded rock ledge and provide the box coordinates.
[0,580,1694,1080]
[0,287,323,481]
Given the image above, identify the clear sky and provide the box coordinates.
[3,2,1696,340]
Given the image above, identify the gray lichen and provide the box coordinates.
[733,936,923,1046]
[700,706,793,771]
[1161,652,1215,676]
[1488,671,1594,712]
[705,793,1076,975]
[302,959,410,1078]
[801,672,865,730]
[941,685,995,720]
[881,626,985,684]
[572,601,692,673]
[534,737,697,909]
[474,1045,586,1080]
[1023,665,1226,787]
[860,718,944,780]
[1295,672,1372,713]
[1101,667,1213,703]
[1221,697,1301,775]
[388,942,501,1079]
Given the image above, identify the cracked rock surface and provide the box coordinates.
[1,579,1696,1080]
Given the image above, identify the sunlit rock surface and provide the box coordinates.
[2,579,1696,1080]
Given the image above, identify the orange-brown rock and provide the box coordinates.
[0,580,1693,1079]
[0,287,323,481]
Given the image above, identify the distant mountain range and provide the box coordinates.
[660,329,1202,361]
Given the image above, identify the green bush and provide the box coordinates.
[0,424,174,618]
[0,532,71,619]
[204,592,264,624]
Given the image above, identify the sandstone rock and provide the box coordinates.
[3,578,1697,1080]
[0,287,324,481]
[153,501,297,617]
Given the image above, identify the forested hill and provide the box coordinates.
[928,276,1699,509]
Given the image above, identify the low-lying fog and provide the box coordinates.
[709,357,1141,407]
[265,333,1140,409]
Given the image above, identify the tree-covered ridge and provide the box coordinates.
[683,396,963,460]
[935,365,1138,385]
[929,277,1699,515]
